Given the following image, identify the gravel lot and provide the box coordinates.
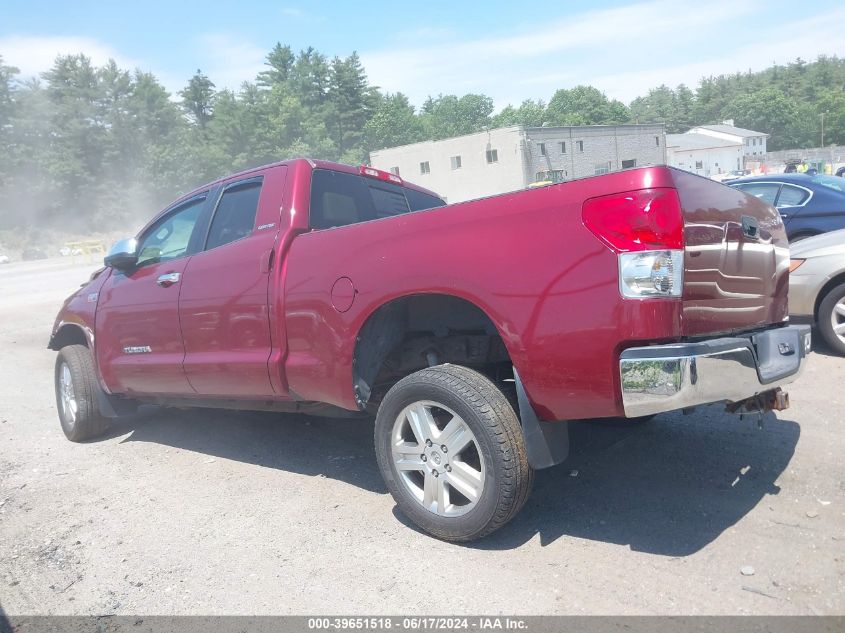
[1,259,843,615]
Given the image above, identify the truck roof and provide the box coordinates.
[172,158,443,207]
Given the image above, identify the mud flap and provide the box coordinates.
[513,368,569,469]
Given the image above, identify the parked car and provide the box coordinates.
[22,246,47,261]
[0,254,10,264]
[714,169,750,183]
[728,173,845,241]
[49,161,811,541]
[789,229,845,355]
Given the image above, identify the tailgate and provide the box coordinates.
[672,169,789,337]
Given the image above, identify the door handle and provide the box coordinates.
[156,272,181,287]
[741,215,759,240]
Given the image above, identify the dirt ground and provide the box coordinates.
[1,259,843,615]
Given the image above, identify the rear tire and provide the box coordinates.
[374,364,533,542]
[818,282,845,356]
[55,345,110,441]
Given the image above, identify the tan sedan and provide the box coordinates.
[789,229,845,355]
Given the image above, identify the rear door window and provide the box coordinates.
[735,183,781,205]
[776,184,810,207]
[205,178,263,250]
[310,169,445,229]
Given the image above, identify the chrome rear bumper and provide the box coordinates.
[619,325,811,418]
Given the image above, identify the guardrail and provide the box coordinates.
[64,240,106,264]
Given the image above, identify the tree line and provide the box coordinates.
[0,44,843,233]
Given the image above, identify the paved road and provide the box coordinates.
[1,259,843,615]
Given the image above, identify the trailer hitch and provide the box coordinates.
[725,387,790,417]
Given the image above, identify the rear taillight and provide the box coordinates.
[582,188,685,299]
[582,188,684,252]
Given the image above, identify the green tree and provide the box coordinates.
[628,84,695,132]
[179,70,216,127]
[723,87,803,150]
[419,93,494,139]
[257,43,295,88]
[289,47,329,109]
[546,85,629,125]
[0,56,20,187]
[41,54,107,228]
[816,89,845,146]
[325,52,377,156]
[0,56,17,131]
[363,92,423,152]
[491,99,547,128]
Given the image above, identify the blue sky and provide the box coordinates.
[2,0,844,109]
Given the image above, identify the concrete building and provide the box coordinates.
[689,121,769,159]
[369,124,666,203]
[666,133,744,178]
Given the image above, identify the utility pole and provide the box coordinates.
[821,111,825,148]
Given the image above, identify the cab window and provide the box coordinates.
[310,169,445,229]
[136,196,205,267]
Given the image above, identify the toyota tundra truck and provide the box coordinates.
[49,159,811,541]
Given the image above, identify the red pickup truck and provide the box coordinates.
[50,159,811,541]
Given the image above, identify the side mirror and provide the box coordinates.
[104,238,138,271]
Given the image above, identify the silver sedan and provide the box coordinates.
[789,229,845,355]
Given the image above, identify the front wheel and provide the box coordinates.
[55,345,110,441]
[818,282,845,355]
[374,364,533,542]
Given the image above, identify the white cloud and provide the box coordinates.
[588,9,845,103]
[193,33,268,91]
[4,1,843,109]
[0,32,269,96]
[0,34,138,80]
[360,0,845,108]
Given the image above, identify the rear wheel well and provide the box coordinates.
[815,272,845,320]
[49,324,89,350]
[352,295,513,410]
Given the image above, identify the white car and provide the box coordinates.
[0,255,10,264]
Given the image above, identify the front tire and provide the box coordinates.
[374,364,533,542]
[55,345,110,441]
[818,282,845,355]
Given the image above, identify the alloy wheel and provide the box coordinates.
[390,400,485,517]
[831,297,845,345]
[59,362,78,424]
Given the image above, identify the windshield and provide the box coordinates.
[812,175,845,193]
